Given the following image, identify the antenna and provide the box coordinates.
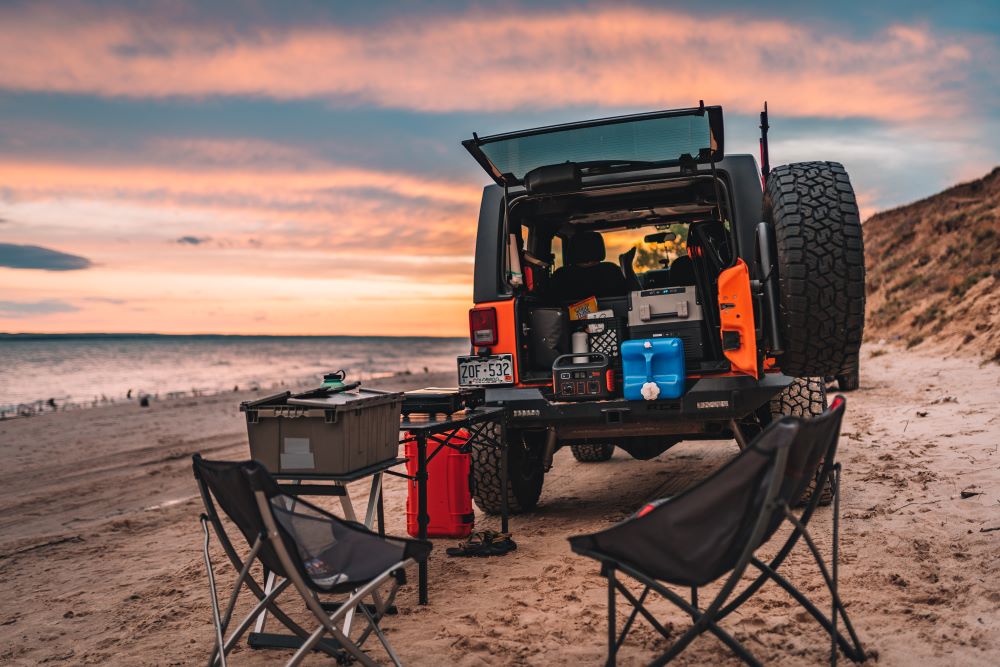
[759,102,770,186]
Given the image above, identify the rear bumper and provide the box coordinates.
[485,373,793,437]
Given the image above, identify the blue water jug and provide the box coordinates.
[621,338,685,401]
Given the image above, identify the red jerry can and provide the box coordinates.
[404,430,474,538]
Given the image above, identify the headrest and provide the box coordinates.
[669,255,695,283]
[565,230,606,264]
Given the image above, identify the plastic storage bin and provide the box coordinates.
[621,338,686,401]
[240,387,403,475]
[404,430,474,538]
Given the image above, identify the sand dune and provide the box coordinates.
[1,348,998,665]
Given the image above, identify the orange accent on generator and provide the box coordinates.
[717,258,759,378]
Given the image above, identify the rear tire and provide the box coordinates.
[771,377,835,506]
[836,369,860,392]
[470,425,545,515]
[570,443,615,462]
[765,162,866,377]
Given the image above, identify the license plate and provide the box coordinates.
[458,354,514,386]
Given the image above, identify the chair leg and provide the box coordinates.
[200,527,310,667]
[616,586,649,653]
[614,581,672,641]
[606,565,617,667]
[715,462,831,624]
[634,580,760,667]
[610,562,762,667]
[216,578,292,662]
[361,604,403,667]
[781,501,866,663]
[201,517,228,667]
[832,464,840,667]
[749,558,859,659]
[202,511,320,650]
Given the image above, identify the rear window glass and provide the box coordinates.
[602,226,689,275]
[478,114,713,182]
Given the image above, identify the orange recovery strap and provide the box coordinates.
[717,258,758,378]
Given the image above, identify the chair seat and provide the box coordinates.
[304,530,432,594]
[268,494,433,594]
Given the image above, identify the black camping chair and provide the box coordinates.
[569,397,865,666]
[193,455,431,666]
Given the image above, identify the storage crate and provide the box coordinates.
[575,315,627,395]
[240,387,403,475]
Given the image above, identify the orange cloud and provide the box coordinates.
[0,6,984,120]
[0,157,481,254]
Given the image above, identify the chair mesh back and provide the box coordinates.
[269,494,408,590]
[192,456,292,576]
[782,396,846,506]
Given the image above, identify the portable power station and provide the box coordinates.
[552,352,614,401]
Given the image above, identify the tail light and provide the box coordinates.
[469,307,498,346]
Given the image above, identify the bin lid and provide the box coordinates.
[239,390,291,411]
[285,387,403,410]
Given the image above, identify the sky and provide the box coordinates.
[1,0,998,336]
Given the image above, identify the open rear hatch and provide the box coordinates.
[463,103,724,186]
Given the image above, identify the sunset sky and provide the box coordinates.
[1,1,998,336]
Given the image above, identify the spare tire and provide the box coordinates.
[570,443,615,462]
[764,162,865,377]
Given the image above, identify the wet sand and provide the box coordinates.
[1,347,998,665]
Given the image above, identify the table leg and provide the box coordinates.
[499,419,510,535]
[364,473,382,530]
[377,485,386,537]
[337,483,357,522]
[417,433,429,605]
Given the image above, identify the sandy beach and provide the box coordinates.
[1,345,998,666]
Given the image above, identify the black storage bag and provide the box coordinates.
[529,307,568,370]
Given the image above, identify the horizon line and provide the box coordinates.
[0,331,468,340]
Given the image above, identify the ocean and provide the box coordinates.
[0,334,468,416]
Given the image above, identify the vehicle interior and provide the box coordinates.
[507,173,739,385]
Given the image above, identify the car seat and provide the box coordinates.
[548,230,627,301]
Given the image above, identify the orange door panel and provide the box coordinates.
[717,259,758,378]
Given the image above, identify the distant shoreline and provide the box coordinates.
[0,367,447,420]
[0,332,467,342]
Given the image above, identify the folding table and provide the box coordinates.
[393,405,508,605]
[246,396,509,658]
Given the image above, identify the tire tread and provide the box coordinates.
[765,162,866,377]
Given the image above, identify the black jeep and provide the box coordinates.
[457,104,865,513]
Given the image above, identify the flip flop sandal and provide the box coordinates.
[446,530,517,557]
